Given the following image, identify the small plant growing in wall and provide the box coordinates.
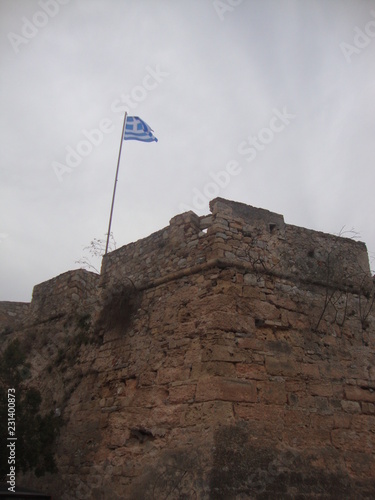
[76,233,116,273]
[313,245,375,334]
[357,275,375,333]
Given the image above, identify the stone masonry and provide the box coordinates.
[1,197,374,498]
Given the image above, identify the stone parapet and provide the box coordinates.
[28,269,99,324]
[209,198,371,292]
[99,210,215,290]
[101,197,372,295]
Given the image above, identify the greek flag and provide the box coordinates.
[124,116,158,142]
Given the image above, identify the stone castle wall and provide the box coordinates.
[101,197,371,293]
[2,197,370,329]
[28,269,100,324]
[0,269,99,332]
[1,198,374,498]
[0,301,29,333]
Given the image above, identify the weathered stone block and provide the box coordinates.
[345,385,375,403]
[300,363,320,379]
[341,400,361,413]
[236,362,267,380]
[149,404,184,426]
[265,355,300,377]
[331,429,373,452]
[156,367,191,385]
[196,376,257,403]
[128,387,169,408]
[309,382,333,397]
[168,383,196,403]
[259,380,287,405]
[201,344,248,363]
[182,401,234,426]
[202,361,236,377]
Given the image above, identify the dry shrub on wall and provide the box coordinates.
[96,282,142,333]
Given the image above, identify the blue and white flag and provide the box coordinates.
[124,116,158,142]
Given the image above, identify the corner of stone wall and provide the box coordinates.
[285,225,372,292]
[169,210,201,229]
[99,208,215,294]
[168,210,202,243]
[29,269,100,325]
[208,197,372,292]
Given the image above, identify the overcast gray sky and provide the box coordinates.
[1,0,374,302]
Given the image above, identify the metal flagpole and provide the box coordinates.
[105,112,128,255]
